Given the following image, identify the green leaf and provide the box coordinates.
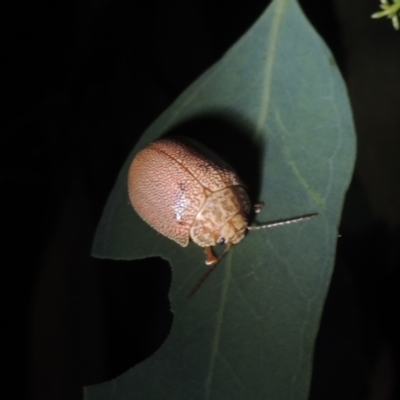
[87,0,356,399]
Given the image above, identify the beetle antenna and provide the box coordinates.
[247,213,317,230]
[188,244,232,298]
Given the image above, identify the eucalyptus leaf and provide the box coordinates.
[87,0,356,399]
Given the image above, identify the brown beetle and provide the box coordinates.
[128,137,316,296]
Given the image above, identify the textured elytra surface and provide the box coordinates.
[128,138,245,247]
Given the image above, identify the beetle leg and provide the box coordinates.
[204,246,218,265]
[188,243,233,297]
[254,202,263,213]
[188,247,222,297]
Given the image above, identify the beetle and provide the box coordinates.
[127,137,316,296]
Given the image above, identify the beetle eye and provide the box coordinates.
[217,237,225,245]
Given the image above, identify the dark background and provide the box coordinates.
[2,0,400,399]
